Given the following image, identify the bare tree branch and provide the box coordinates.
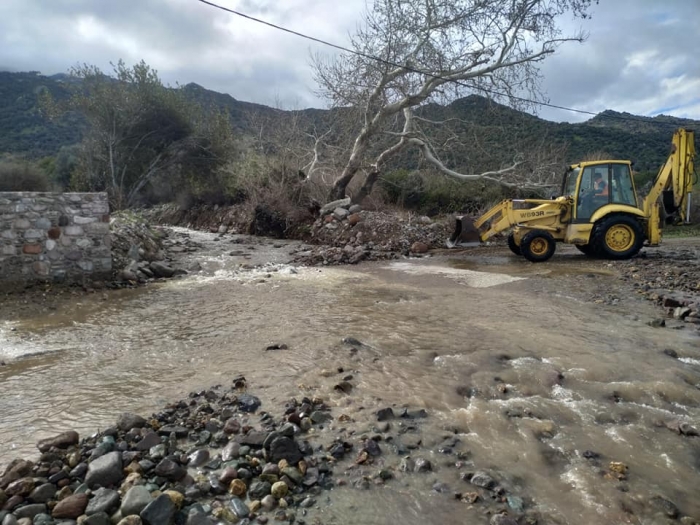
[311,0,594,202]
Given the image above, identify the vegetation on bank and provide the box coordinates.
[663,224,700,238]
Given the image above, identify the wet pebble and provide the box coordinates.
[490,514,518,525]
[469,471,495,489]
[650,495,680,519]
[414,458,432,472]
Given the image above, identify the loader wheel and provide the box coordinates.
[591,215,644,260]
[575,244,595,256]
[521,230,556,263]
[507,233,521,255]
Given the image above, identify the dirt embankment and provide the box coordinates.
[143,203,454,265]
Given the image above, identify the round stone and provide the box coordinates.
[229,479,247,497]
[270,481,288,499]
[261,495,276,511]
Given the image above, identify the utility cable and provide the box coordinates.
[196,0,692,127]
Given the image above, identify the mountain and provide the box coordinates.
[417,96,695,173]
[0,71,84,158]
[0,71,697,174]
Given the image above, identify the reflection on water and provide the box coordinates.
[1,249,699,524]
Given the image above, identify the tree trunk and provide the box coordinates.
[330,171,354,201]
[330,128,372,201]
[354,168,380,204]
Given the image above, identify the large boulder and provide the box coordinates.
[153,459,186,482]
[52,493,89,519]
[86,452,123,489]
[85,488,120,516]
[149,262,175,278]
[269,437,302,464]
[140,494,176,525]
[116,413,146,432]
[28,483,56,503]
[36,431,79,453]
[5,478,34,497]
[248,205,286,238]
[121,486,152,517]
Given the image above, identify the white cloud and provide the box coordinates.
[1,0,699,120]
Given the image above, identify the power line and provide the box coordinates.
[196,0,687,127]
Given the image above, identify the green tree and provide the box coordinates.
[42,60,235,208]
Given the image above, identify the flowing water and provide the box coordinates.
[1,229,699,524]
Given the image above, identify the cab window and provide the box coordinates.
[576,165,610,220]
[610,163,637,207]
[562,168,579,197]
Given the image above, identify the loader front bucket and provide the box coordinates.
[446,216,481,248]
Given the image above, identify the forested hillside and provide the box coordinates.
[0,71,696,175]
[0,72,84,157]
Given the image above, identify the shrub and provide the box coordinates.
[379,169,513,216]
[0,161,51,191]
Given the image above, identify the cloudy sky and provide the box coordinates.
[1,0,698,123]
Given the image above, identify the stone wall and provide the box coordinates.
[0,192,112,286]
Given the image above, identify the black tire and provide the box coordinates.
[507,233,521,255]
[575,244,596,256]
[590,214,644,260]
[521,230,556,262]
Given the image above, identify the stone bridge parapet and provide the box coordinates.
[0,192,111,286]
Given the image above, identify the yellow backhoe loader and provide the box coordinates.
[447,128,697,262]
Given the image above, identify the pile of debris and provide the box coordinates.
[110,212,189,285]
[293,199,451,266]
[614,247,700,325]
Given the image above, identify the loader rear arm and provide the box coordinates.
[642,129,696,224]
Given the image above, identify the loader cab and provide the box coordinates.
[562,161,637,221]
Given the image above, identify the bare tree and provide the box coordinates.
[244,104,357,197]
[312,0,595,202]
[410,114,570,193]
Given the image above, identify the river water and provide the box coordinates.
[1,229,699,524]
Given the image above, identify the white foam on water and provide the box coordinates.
[551,384,577,401]
[173,263,312,286]
[625,401,689,418]
[384,261,526,288]
[679,357,700,366]
[660,453,674,468]
[0,325,55,360]
[604,427,627,443]
[433,354,468,366]
[560,467,608,514]
[509,357,541,368]
[671,402,691,414]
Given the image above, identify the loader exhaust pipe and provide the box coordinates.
[446,216,482,248]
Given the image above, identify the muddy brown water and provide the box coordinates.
[1,230,700,524]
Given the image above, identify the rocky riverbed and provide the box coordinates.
[0,373,544,525]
